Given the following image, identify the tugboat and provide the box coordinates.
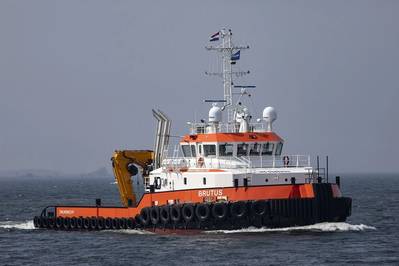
[33,29,351,232]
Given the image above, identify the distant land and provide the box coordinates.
[0,167,113,179]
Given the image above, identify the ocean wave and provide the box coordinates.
[205,222,376,234]
[0,220,36,230]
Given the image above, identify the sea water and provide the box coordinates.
[0,174,397,265]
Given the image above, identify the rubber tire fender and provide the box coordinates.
[40,216,48,228]
[63,217,71,229]
[111,218,120,229]
[105,218,112,230]
[170,204,182,223]
[70,217,77,229]
[212,202,228,220]
[182,204,195,223]
[48,218,55,229]
[139,207,151,226]
[97,217,105,230]
[55,217,63,229]
[89,218,98,230]
[252,200,267,216]
[119,218,127,229]
[195,203,210,222]
[230,201,247,219]
[77,217,84,229]
[150,206,160,225]
[160,205,171,224]
[127,218,136,229]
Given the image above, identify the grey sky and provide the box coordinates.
[0,0,398,174]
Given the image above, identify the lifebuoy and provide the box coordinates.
[182,204,195,222]
[195,203,210,222]
[283,156,290,167]
[160,205,170,224]
[212,202,228,220]
[197,157,205,168]
[170,205,182,223]
[150,206,160,225]
[230,201,247,219]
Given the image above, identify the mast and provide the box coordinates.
[206,29,250,125]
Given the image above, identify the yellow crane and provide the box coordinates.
[111,150,154,207]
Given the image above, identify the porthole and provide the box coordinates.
[265,178,269,182]
[285,178,288,182]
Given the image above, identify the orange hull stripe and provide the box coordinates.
[57,184,314,218]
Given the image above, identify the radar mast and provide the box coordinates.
[205,29,250,125]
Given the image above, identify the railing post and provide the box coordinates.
[273,155,275,168]
[296,155,299,167]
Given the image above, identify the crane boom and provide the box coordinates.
[111,150,153,207]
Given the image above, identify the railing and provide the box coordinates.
[161,155,311,171]
[188,122,267,134]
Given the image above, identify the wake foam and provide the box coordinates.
[206,222,376,234]
[106,229,154,235]
[0,220,36,230]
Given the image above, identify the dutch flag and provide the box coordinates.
[209,31,220,42]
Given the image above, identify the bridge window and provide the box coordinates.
[249,143,261,155]
[181,145,193,157]
[191,145,196,157]
[237,143,249,156]
[276,142,283,156]
[219,143,234,156]
[262,142,274,155]
[203,144,216,156]
[181,144,197,157]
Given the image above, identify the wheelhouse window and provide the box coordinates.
[203,144,216,156]
[261,142,274,155]
[237,143,249,156]
[275,142,283,156]
[181,145,191,157]
[249,143,261,156]
[219,143,234,156]
[190,145,196,157]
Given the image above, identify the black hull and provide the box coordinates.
[33,184,352,232]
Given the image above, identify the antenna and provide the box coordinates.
[205,29,250,123]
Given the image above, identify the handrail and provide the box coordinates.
[161,154,311,170]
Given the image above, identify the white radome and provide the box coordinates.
[209,103,222,123]
[262,106,277,132]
